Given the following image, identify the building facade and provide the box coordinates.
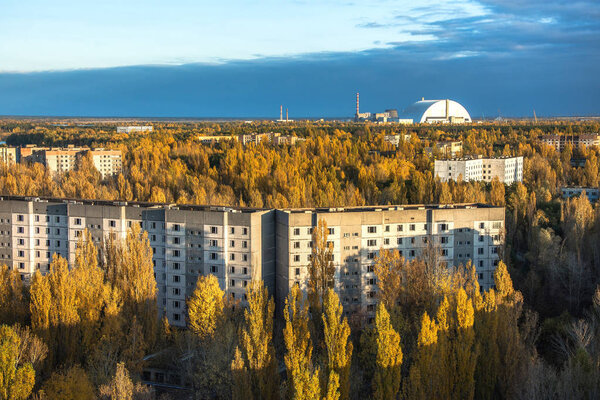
[434,156,523,184]
[276,204,504,320]
[117,126,154,134]
[0,197,504,325]
[425,141,463,158]
[0,147,18,167]
[540,134,600,151]
[561,187,600,203]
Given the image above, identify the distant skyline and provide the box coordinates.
[1,0,599,117]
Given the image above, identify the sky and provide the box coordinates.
[0,0,599,118]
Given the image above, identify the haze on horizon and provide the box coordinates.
[0,0,599,118]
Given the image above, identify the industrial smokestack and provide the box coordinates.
[286,108,288,122]
[356,92,359,116]
[280,105,283,121]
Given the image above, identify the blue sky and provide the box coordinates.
[0,0,599,117]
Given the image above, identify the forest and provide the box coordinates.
[0,119,599,399]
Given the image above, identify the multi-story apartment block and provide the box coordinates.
[16,146,122,179]
[561,187,600,203]
[276,204,504,320]
[0,197,503,325]
[383,134,412,147]
[0,197,275,327]
[116,126,153,134]
[0,147,18,167]
[425,141,463,158]
[540,134,600,151]
[434,156,523,184]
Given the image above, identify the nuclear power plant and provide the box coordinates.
[354,93,472,124]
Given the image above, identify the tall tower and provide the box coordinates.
[356,92,360,117]
[286,108,289,122]
[280,105,283,121]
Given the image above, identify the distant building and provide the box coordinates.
[434,156,523,184]
[561,187,600,203]
[117,126,153,134]
[16,146,122,179]
[425,141,463,158]
[400,98,472,124]
[238,132,304,146]
[383,134,411,147]
[196,135,237,144]
[0,147,17,166]
[540,134,600,151]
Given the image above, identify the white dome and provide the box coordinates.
[400,99,472,124]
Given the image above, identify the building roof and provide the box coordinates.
[400,99,472,123]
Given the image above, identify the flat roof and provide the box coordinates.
[279,203,502,214]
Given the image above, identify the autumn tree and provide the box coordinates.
[187,275,225,339]
[233,280,278,400]
[0,265,28,325]
[283,285,320,400]
[322,289,352,400]
[372,303,403,400]
[308,219,335,318]
[41,366,95,400]
[0,325,35,400]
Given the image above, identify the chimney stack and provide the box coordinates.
[286,108,289,122]
[356,92,360,116]
[445,99,449,120]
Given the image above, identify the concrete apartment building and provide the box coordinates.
[16,146,122,179]
[0,197,503,325]
[0,196,274,327]
[561,187,600,203]
[117,126,153,134]
[540,134,600,151]
[276,204,504,320]
[434,156,523,184]
[425,141,463,158]
[0,147,18,166]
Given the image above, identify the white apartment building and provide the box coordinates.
[117,126,153,134]
[435,156,523,184]
[0,147,18,167]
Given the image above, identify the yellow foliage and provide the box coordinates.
[187,275,225,339]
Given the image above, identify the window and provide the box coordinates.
[479,260,484,268]
[230,227,235,234]
[367,226,377,233]
[423,224,428,230]
[18,239,24,246]
[293,228,300,235]
[230,266,236,274]
[477,248,484,255]
[173,301,180,309]
[439,223,448,231]
[367,252,376,260]
[18,251,24,257]
[368,278,376,285]
[17,227,24,234]
[55,216,60,223]
[242,254,248,262]
[397,238,403,245]
[384,238,390,245]
[173,313,180,321]
[210,253,217,260]
[293,255,300,262]
[211,265,218,273]
[173,237,180,244]
[385,225,390,232]
[17,215,24,222]
[230,279,235,287]
[492,247,498,254]
[397,225,403,232]
[173,224,181,232]
[230,240,235,247]
[173,262,180,270]
[173,250,181,257]
[441,249,449,256]
[367,239,377,247]
[293,241,300,249]
[243,267,248,275]
[409,250,415,257]
[210,239,218,247]
[479,222,485,229]
[230,253,235,261]
[242,241,248,249]
[242,227,248,235]
[478,236,484,242]
[211,226,218,234]
[109,220,116,228]
[441,237,448,244]
[172,275,180,283]
[478,273,483,279]
[409,224,415,231]
[492,222,502,229]
[328,228,335,235]
[295,268,300,276]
